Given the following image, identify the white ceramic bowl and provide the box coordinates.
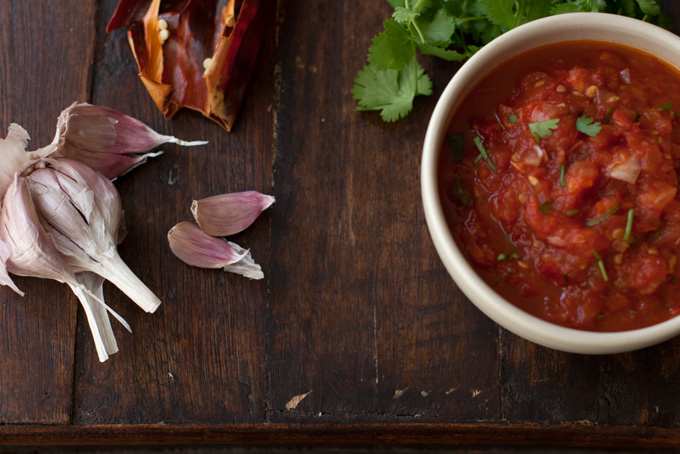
[421,13,680,354]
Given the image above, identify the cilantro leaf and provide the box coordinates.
[539,201,553,214]
[368,19,414,71]
[576,116,602,136]
[551,0,606,14]
[417,8,457,45]
[417,41,469,61]
[507,113,518,123]
[355,0,672,123]
[448,134,464,163]
[452,179,473,208]
[529,118,560,141]
[636,0,661,16]
[480,0,552,30]
[614,0,637,16]
[473,136,498,172]
[393,7,419,24]
[352,61,432,122]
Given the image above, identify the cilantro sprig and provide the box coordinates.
[529,118,560,142]
[353,0,670,122]
[576,116,602,136]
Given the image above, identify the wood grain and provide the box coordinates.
[3,0,680,447]
[266,0,500,424]
[0,0,96,424]
[3,423,680,449]
[71,0,275,424]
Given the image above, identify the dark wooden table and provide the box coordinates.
[3,0,680,450]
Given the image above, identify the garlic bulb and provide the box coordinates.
[0,102,209,362]
[0,175,130,362]
[191,191,275,237]
[27,159,161,313]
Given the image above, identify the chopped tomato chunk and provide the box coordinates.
[440,42,680,332]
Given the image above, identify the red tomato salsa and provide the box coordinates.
[439,41,680,332]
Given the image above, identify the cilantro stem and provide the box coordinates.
[413,0,426,12]
[559,164,565,187]
[473,136,498,173]
[412,53,418,97]
[456,16,486,23]
[585,204,620,227]
[410,20,426,44]
[593,250,609,282]
[624,209,634,243]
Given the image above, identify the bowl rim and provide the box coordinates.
[421,12,680,354]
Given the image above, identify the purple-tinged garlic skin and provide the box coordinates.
[27,159,161,314]
[167,222,264,280]
[0,175,77,284]
[191,191,274,237]
[0,175,130,362]
[50,102,206,179]
[168,222,247,269]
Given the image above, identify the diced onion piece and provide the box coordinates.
[523,146,544,167]
[607,155,641,184]
[619,68,631,85]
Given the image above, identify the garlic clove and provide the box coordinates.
[52,158,122,240]
[54,147,163,181]
[168,222,248,269]
[168,222,264,280]
[0,174,78,284]
[191,191,274,237]
[50,102,206,179]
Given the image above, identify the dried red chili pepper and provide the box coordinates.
[107,0,265,131]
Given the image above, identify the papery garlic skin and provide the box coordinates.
[0,175,129,361]
[0,103,198,362]
[224,241,264,280]
[73,272,121,362]
[0,175,78,285]
[27,159,161,314]
[47,102,206,179]
[191,191,274,237]
[0,238,23,296]
[0,124,42,197]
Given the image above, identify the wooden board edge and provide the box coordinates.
[0,423,678,448]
